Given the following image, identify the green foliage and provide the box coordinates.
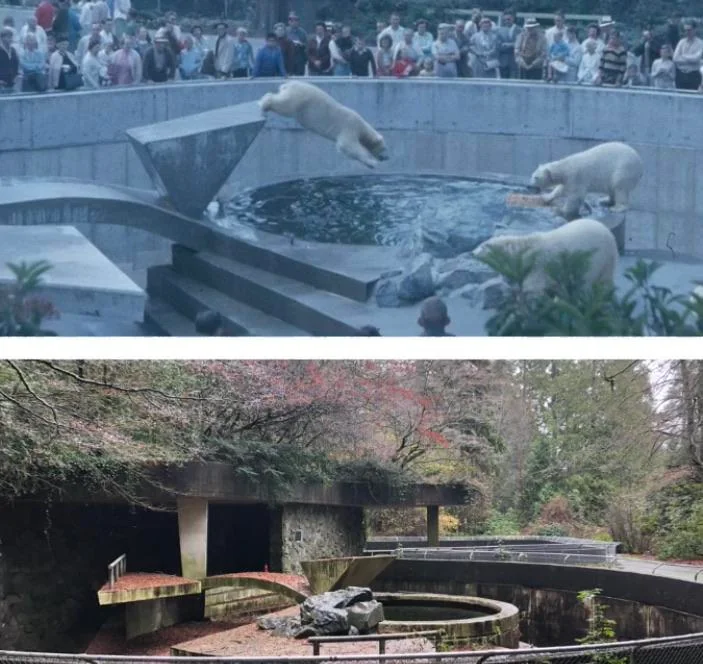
[483,509,521,536]
[576,589,627,664]
[476,246,703,336]
[647,482,703,560]
[534,523,570,537]
[0,261,58,336]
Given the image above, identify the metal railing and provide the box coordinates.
[1,631,703,663]
[107,554,127,589]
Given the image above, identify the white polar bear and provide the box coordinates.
[258,81,389,169]
[530,142,643,221]
[473,218,618,295]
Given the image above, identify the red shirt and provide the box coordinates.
[35,1,55,31]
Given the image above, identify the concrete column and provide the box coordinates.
[177,497,209,579]
[427,505,440,547]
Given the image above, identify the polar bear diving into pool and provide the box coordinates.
[258,81,389,169]
[473,218,618,296]
[530,142,643,221]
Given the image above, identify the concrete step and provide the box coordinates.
[147,264,309,336]
[143,296,198,336]
[170,245,375,336]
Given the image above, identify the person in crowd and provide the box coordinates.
[230,27,253,78]
[332,25,353,75]
[349,35,375,76]
[76,22,100,65]
[0,26,19,93]
[545,10,566,46]
[583,23,603,55]
[195,310,224,336]
[191,24,206,54]
[124,9,139,39]
[48,35,81,90]
[595,29,627,86]
[252,32,286,78]
[564,26,582,83]
[378,12,404,47]
[546,29,569,82]
[165,12,181,41]
[453,19,470,76]
[35,0,55,32]
[97,38,113,78]
[598,16,617,49]
[213,21,232,78]
[650,43,676,89]
[375,33,394,76]
[161,20,181,57]
[79,0,96,35]
[392,28,420,76]
[134,26,151,59]
[633,29,657,85]
[432,23,459,78]
[463,7,483,39]
[412,19,433,67]
[20,33,47,92]
[286,11,307,76]
[665,13,682,50]
[177,34,202,80]
[2,17,18,50]
[273,22,296,75]
[51,0,70,37]
[375,20,386,41]
[673,21,703,90]
[45,34,56,59]
[418,296,454,337]
[100,19,119,50]
[496,10,520,79]
[20,17,47,54]
[113,0,130,40]
[577,36,600,84]
[67,0,81,51]
[470,16,499,78]
[418,58,434,76]
[623,62,646,86]
[307,21,330,75]
[142,34,176,83]
[81,37,103,88]
[515,17,546,80]
[110,33,141,85]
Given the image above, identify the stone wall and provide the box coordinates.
[0,502,180,652]
[279,504,365,574]
[1,80,703,268]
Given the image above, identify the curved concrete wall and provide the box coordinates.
[372,559,703,647]
[1,79,701,263]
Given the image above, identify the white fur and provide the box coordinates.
[530,142,643,220]
[473,218,618,295]
[258,81,388,169]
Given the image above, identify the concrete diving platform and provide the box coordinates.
[97,572,202,606]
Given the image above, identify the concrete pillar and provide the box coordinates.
[427,505,440,547]
[177,497,208,579]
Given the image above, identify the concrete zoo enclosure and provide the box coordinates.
[1,80,702,334]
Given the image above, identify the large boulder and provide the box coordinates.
[300,587,373,635]
[397,254,435,302]
[257,616,302,637]
[346,600,385,633]
[436,255,497,294]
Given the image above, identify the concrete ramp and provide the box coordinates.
[301,555,396,595]
[126,101,264,219]
[202,572,310,604]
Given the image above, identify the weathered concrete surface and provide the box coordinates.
[124,594,203,640]
[0,225,144,321]
[177,497,209,580]
[301,555,396,595]
[125,101,264,219]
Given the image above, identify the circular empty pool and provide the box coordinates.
[376,592,520,649]
[223,175,557,258]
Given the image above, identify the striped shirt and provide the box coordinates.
[599,45,627,84]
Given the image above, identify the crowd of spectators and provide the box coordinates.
[1,3,703,93]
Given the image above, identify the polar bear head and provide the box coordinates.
[473,233,540,260]
[530,164,554,191]
[363,131,390,162]
[258,92,276,113]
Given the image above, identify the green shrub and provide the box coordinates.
[535,523,570,537]
[476,246,703,337]
[484,509,521,536]
[0,261,58,336]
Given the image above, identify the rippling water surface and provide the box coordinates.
[223,175,557,257]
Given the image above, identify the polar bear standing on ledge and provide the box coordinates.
[530,142,643,221]
[473,218,618,296]
[258,81,389,169]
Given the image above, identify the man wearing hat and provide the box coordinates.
[142,31,176,82]
[286,11,307,75]
[598,16,615,48]
[0,26,19,92]
[515,17,547,80]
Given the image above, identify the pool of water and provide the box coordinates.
[223,175,558,258]
[382,602,493,622]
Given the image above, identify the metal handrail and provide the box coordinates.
[107,554,127,588]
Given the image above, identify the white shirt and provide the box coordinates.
[545,24,566,46]
[19,24,47,53]
[81,51,102,87]
[378,25,405,47]
[113,0,130,21]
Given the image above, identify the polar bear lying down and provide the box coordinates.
[530,142,643,221]
[259,81,389,169]
[473,218,618,296]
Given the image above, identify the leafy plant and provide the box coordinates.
[577,589,628,664]
[476,246,703,336]
[0,261,58,336]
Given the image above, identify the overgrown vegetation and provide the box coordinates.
[0,261,58,336]
[477,247,703,336]
[577,589,627,664]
